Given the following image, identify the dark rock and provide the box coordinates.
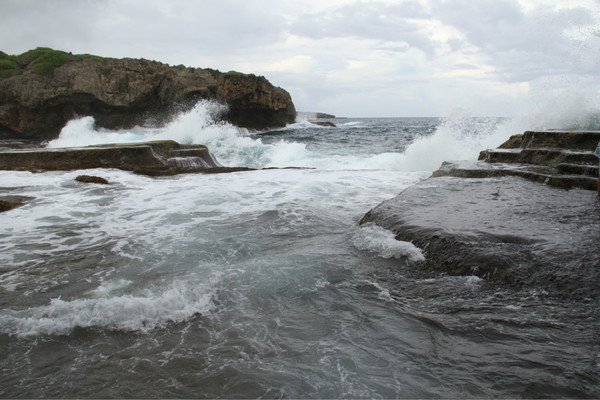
[311,121,336,127]
[0,199,20,212]
[457,130,600,190]
[75,175,109,184]
[0,49,296,140]
[133,165,255,177]
[315,112,336,119]
[0,196,29,212]
[360,175,600,299]
[297,112,336,119]
[499,130,600,150]
[132,166,181,176]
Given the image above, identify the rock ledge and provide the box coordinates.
[0,140,239,176]
[360,131,600,299]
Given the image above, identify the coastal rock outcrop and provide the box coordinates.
[360,130,600,299]
[0,48,296,140]
[0,140,251,176]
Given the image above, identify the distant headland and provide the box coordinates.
[0,47,297,141]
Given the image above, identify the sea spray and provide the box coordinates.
[396,85,600,172]
[45,102,430,170]
[45,87,600,173]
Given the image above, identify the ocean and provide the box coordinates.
[0,102,598,398]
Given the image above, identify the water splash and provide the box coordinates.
[396,84,600,172]
[352,224,425,263]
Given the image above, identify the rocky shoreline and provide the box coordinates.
[361,130,600,299]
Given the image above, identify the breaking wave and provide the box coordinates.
[0,279,214,337]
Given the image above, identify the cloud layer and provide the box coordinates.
[1,0,599,117]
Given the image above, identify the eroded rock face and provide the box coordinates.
[0,54,296,140]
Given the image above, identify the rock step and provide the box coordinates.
[499,130,600,150]
[479,148,597,166]
[169,147,212,158]
[359,174,600,299]
[433,161,598,190]
[557,163,599,177]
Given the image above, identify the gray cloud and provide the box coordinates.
[0,0,598,117]
[290,1,439,56]
[431,0,600,81]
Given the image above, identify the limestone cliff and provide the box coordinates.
[0,48,296,140]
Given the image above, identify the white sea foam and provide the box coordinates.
[352,224,425,263]
[43,101,416,171]
[0,280,214,337]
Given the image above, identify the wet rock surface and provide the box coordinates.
[476,130,600,190]
[361,130,600,299]
[0,140,222,174]
[360,175,600,299]
[0,196,30,213]
[75,175,110,184]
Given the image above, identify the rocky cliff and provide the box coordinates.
[0,48,296,140]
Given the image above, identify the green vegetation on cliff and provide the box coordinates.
[0,52,20,78]
[0,47,105,78]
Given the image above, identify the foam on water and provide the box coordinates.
[0,279,214,337]
[0,166,426,338]
[352,224,425,263]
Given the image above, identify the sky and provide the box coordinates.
[0,0,599,117]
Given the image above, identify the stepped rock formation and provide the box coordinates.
[0,49,296,140]
[360,130,600,299]
[439,130,600,190]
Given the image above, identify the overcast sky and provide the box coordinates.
[1,0,599,117]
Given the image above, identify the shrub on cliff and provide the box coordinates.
[18,47,71,75]
[0,47,105,78]
[0,52,20,78]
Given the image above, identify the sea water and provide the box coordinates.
[0,102,599,398]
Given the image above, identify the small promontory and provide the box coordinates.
[0,47,296,140]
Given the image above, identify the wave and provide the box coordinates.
[45,101,409,170]
[45,87,599,173]
[395,85,600,171]
[0,279,214,337]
